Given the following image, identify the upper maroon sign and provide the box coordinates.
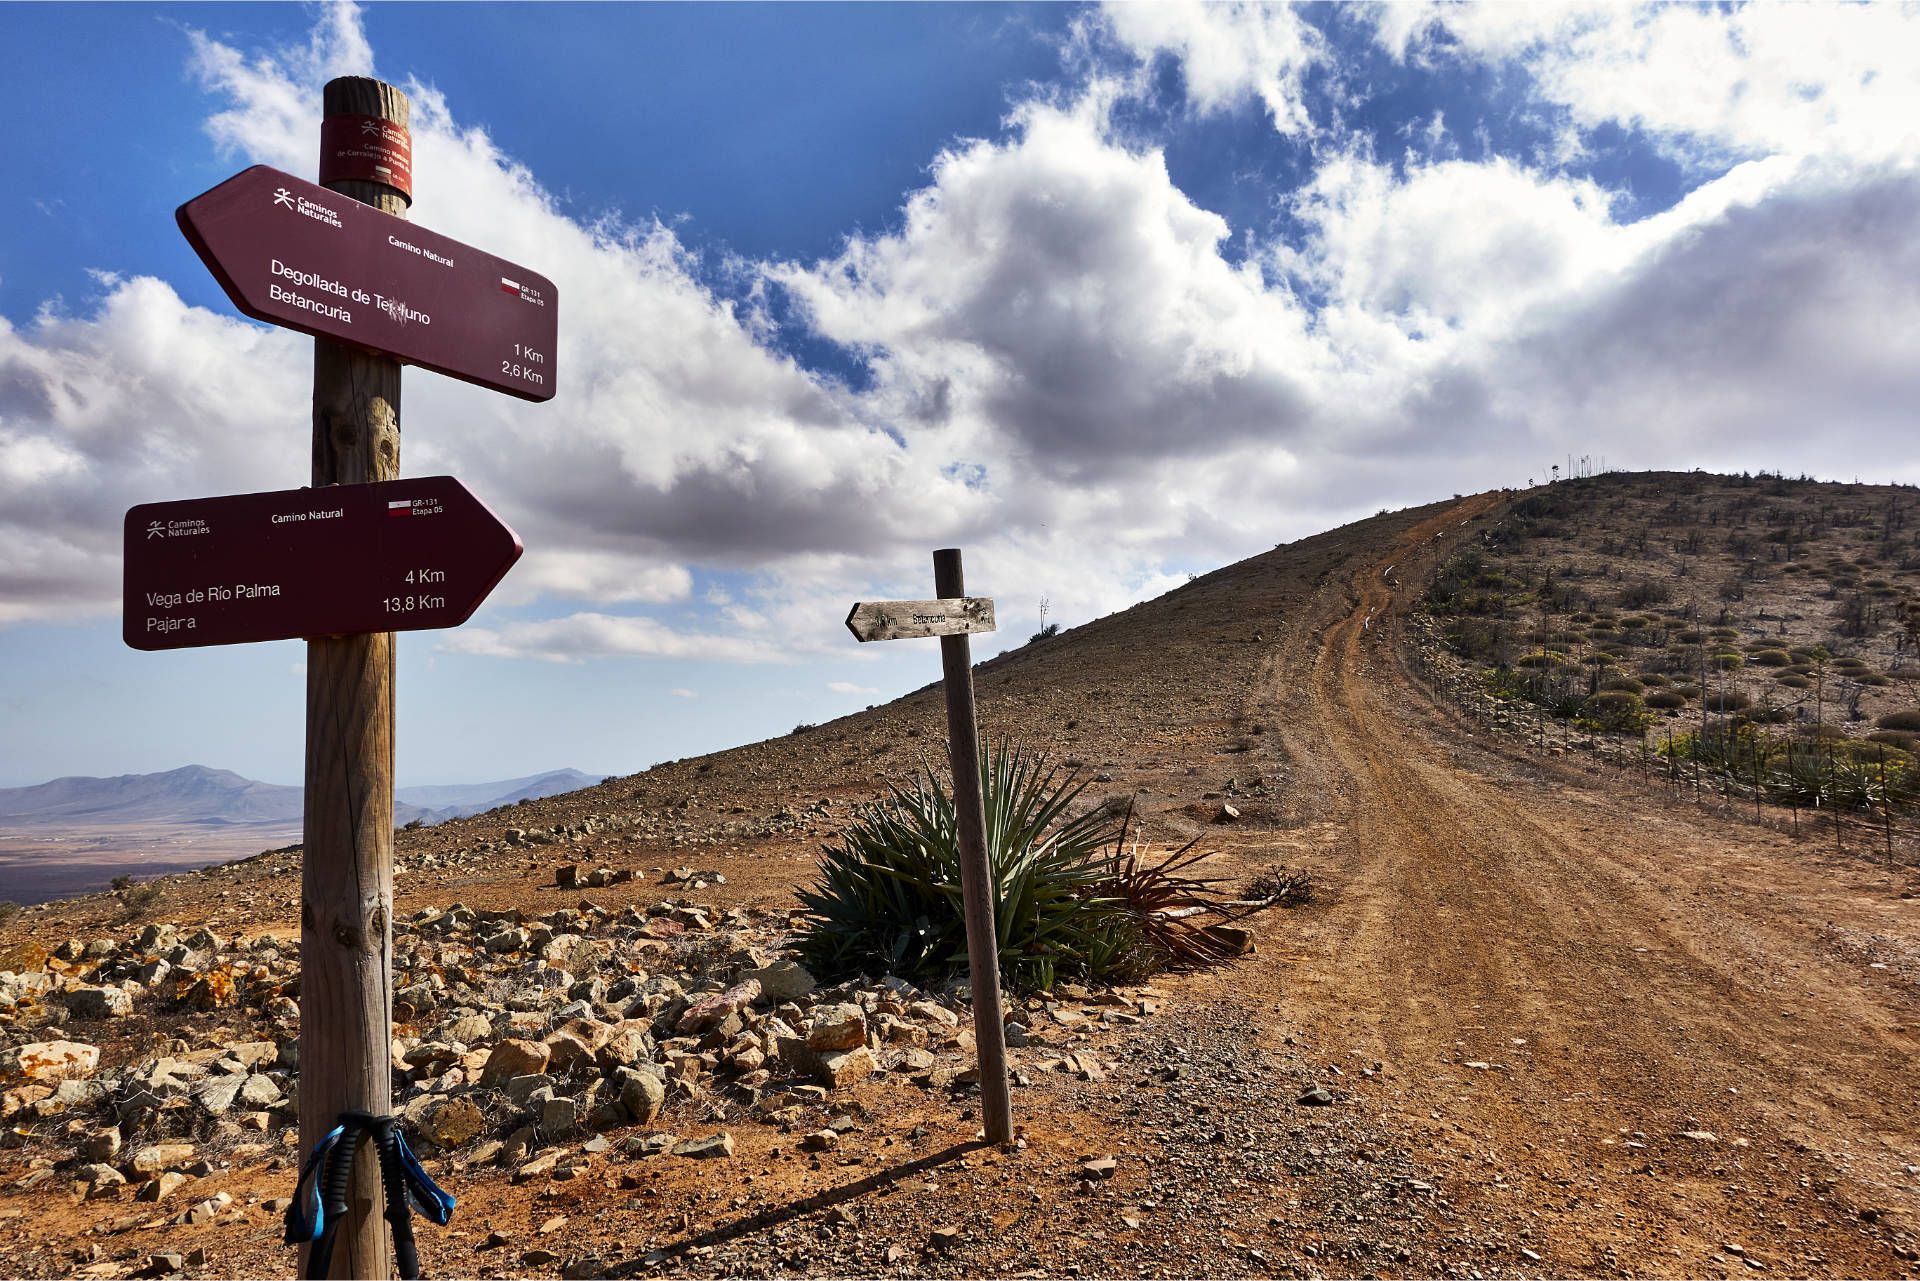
[176,166,556,402]
[319,114,413,199]
[124,476,523,651]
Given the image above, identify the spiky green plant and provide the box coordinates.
[793,742,1139,989]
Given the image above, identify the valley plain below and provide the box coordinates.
[0,767,604,904]
[0,475,1912,1279]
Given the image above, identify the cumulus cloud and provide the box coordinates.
[828,681,880,696]
[1096,1,1325,134]
[1373,2,1920,166]
[778,94,1322,480]
[441,613,787,665]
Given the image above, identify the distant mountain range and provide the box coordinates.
[0,764,606,832]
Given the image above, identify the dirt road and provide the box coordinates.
[1237,497,1920,1276]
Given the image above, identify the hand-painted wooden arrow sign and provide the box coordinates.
[177,165,557,402]
[845,597,995,642]
[125,476,522,650]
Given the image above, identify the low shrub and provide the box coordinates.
[1776,673,1812,689]
[1750,650,1792,666]
[1868,730,1919,752]
[113,877,164,922]
[1243,866,1315,908]
[1708,652,1745,671]
[1639,672,1673,687]
[1600,676,1646,694]
[1644,690,1689,710]
[1673,685,1704,700]
[1582,690,1653,734]
[1877,710,1920,732]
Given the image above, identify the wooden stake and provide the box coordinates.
[933,548,1013,1145]
[301,75,408,1281]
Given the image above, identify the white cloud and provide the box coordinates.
[777,94,1322,481]
[828,681,880,696]
[440,613,787,665]
[1096,1,1325,134]
[1375,2,1920,166]
[670,688,697,699]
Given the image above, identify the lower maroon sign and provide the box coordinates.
[124,477,522,650]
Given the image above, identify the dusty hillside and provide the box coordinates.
[0,480,1915,1281]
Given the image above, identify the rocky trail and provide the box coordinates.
[0,492,1914,1279]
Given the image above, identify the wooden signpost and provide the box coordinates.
[126,76,556,1278]
[846,549,1012,1144]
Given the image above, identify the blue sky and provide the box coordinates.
[3,2,1918,788]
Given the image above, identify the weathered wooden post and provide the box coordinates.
[845,550,1013,1143]
[932,549,1014,1145]
[302,74,410,1280]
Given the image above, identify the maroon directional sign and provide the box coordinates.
[125,476,522,650]
[177,165,557,402]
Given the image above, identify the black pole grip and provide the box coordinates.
[374,1123,422,1279]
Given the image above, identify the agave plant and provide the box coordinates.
[794,741,1136,989]
[1094,805,1245,971]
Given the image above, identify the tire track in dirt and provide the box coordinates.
[1241,496,1919,1276]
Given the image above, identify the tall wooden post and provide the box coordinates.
[301,75,408,1281]
[933,548,1013,1144]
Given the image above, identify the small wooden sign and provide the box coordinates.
[845,597,995,642]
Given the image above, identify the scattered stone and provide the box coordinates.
[799,1130,838,1152]
[427,1097,487,1149]
[129,1144,197,1177]
[137,1171,190,1203]
[513,1153,559,1184]
[806,1004,868,1052]
[620,1070,667,1126]
[671,1132,734,1159]
[1201,924,1255,955]
[1296,1086,1335,1107]
[816,1046,875,1089]
[479,1038,551,1086]
[677,979,761,1035]
[1,1039,100,1082]
[82,1128,122,1163]
[65,987,133,1020]
[1079,1156,1118,1180]
[743,961,815,1003]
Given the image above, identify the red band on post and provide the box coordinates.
[319,113,413,201]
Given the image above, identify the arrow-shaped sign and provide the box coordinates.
[125,476,521,650]
[177,165,558,402]
[845,597,995,642]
